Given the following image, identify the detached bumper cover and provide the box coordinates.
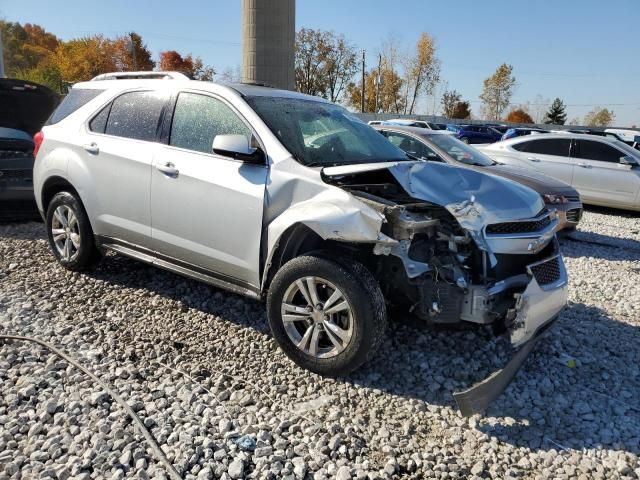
[453,318,557,417]
[453,257,568,416]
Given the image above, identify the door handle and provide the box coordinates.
[157,162,179,177]
[526,157,540,162]
[83,143,99,155]
[577,163,592,169]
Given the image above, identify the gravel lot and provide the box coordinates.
[1,208,639,479]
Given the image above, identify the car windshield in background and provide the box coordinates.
[427,133,496,166]
[611,139,640,159]
[245,96,408,167]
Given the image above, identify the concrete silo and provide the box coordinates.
[241,0,295,90]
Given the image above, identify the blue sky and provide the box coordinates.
[2,0,638,126]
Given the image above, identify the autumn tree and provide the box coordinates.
[480,63,516,121]
[451,101,471,119]
[159,50,215,80]
[295,28,358,102]
[346,67,405,113]
[0,21,64,91]
[112,33,155,71]
[441,90,462,118]
[324,34,358,102]
[54,35,118,83]
[403,32,440,114]
[584,107,615,127]
[544,98,567,125]
[506,108,534,124]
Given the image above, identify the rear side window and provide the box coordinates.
[89,104,111,133]
[512,138,571,156]
[105,91,166,142]
[576,140,623,163]
[47,88,104,125]
[169,92,251,154]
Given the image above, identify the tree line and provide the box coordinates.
[0,20,216,91]
[1,20,617,127]
[295,28,617,127]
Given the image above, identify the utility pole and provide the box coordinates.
[361,50,366,113]
[129,32,138,71]
[375,53,382,114]
[0,29,5,78]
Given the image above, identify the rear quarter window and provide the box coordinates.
[47,88,104,125]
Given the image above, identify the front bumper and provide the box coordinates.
[552,202,583,231]
[453,315,558,416]
[453,254,568,416]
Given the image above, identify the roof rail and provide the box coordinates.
[91,71,190,81]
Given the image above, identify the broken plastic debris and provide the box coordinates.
[234,435,256,451]
[556,354,576,368]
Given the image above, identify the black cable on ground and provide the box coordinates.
[0,334,182,480]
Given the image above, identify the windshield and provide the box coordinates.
[245,96,408,166]
[611,139,640,158]
[426,133,496,166]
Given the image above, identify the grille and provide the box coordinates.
[0,150,32,160]
[0,169,31,180]
[486,215,551,235]
[530,256,561,286]
[565,195,580,203]
[566,208,582,222]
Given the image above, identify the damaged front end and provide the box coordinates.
[323,161,568,415]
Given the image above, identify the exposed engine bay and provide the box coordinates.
[321,162,567,348]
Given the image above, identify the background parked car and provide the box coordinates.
[501,127,549,141]
[0,78,58,220]
[479,133,640,211]
[446,124,502,144]
[375,125,583,231]
[382,119,443,130]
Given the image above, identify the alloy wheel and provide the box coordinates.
[51,205,81,261]
[281,276,354,359]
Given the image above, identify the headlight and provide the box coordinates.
[543,194,568,204]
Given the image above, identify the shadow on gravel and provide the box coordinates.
[559,233,640,261]
[83,254,640,456]
[583,204,640,218]
[0,221,46,240]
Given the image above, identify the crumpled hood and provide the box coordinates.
[485,164,576,195]
[323,161,544,223]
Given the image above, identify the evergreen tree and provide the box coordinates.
[544,98,567,125]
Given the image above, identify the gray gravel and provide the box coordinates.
[1,208,639,479]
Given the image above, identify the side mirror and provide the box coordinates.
[212,134,264,164]
[620,155,639,166]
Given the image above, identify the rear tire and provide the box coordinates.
[45,191,100,271]
[267,254,387,376]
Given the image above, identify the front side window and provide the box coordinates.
[245,96,407,166]
[513,138,571,156]
[170,92,251,154]
[576,140,623,163]
[384,131,441,161]
[105,91,166,142]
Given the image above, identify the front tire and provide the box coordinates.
[46,191,100,271]
[267,254,387,376]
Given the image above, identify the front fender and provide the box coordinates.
[261,189,396,290]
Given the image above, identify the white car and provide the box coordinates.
[479,133,640,211]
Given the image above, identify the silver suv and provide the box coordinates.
[34,72,568,414]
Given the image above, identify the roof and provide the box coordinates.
[73,73,328,103]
